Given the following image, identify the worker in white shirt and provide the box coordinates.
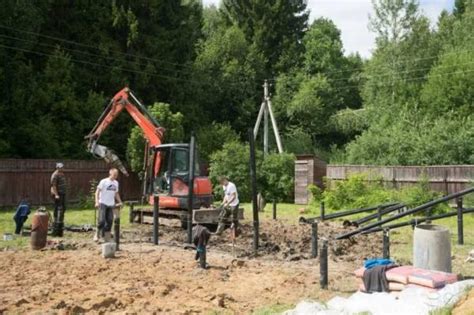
[94,168,122,242]
[215,176,240,235]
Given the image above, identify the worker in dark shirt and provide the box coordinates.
[51,162,67,236]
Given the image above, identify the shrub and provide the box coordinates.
[316,173,450,214]
[260,152,296,202]
[209,141,262,202]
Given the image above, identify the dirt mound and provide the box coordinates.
[123,219,383,263]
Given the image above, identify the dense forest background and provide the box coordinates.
[0,0,472,166]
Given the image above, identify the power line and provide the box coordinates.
[0,33,196,77]
[0,24,197,71]
[0,43,204,85]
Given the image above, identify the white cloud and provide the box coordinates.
[201,0,453,58]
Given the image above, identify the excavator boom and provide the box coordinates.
[85,87,164,176]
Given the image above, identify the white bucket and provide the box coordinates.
[102,242,116,258]
[3,233,13,241]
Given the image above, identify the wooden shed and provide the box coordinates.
[294,155,327,205]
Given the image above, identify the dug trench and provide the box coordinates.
[0,220,382,314]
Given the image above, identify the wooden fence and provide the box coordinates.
[327,165,474,195]
[0,159,142,207]
[294,159,474,204]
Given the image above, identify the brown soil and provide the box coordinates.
[452,288,474,315]
[0,220,383,314]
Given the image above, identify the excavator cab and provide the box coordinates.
[149,144,212,210]
[152,144,200,195]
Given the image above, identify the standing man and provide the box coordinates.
[215,176,240,235]
[51,162,67,236]
[95,168,122,242]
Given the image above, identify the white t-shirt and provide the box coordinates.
[97,178,119,206]
[223,182,239,207]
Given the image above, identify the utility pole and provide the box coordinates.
[254,80,283,154]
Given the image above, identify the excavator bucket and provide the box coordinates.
[88,141,129,176]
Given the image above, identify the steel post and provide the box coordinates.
[457,198,464,245]
[383,228,390,259]
[311,221,318,258]
[187,134,196,244]
[320,239,328,289]
[153,195,159,245]
[249,129,259,252]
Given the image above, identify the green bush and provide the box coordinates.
[260,152,296,202]
[209,141,262,202]
[209,142,295,203]
[315,173,450,214]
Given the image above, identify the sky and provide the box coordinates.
[202,0,455,58]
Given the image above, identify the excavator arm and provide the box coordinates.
[85,87,165,176]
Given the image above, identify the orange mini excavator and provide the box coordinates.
[85,87,224,226]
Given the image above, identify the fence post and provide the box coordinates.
[272,200,277,220]
[457,198,464,245]
[187,134,196,244]
[383,228,390,259]
[129,203,134,224]
[249,129,259,253]
[320,239,328,289]
[320,202,325,221]
[153,195,159,245]
[114,212,120,251]
[377,206,382,221]
[311,221,318,258]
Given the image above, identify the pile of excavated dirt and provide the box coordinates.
[122,219,383,263]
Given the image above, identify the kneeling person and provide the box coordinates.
[95,168,122,242]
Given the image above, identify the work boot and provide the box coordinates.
[93,229,100,242]
[104,232,112,242]
[57,223,64,237]
[51,222,60,237]
[214,223,225,236]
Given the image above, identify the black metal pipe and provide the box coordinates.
[383,228,390,259]
[309,202,398,222]
[249,129,259,252]
[272,200,277,220]
[457,198,464,245]
[353,203,405,226]
[114,216,120,251]
[320,202,325,221]
[187,134,196,244]
[199,248,207,269]
[320,239,328,289]
[129,203,134,223]
[153,195,159,245]
[363,207,474,234]
[311,221,318,258]
[336,187,474,239]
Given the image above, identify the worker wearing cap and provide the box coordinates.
[215,176,240,235]
[51,162,67,236]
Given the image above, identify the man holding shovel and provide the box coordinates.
[215,176,240,236]
[94,168,122,242]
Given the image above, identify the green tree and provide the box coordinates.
[191,25,263,134]
[127,102,184,172]
[222,0,309,75]
[196,122,240,162]
[369,0,419,44]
